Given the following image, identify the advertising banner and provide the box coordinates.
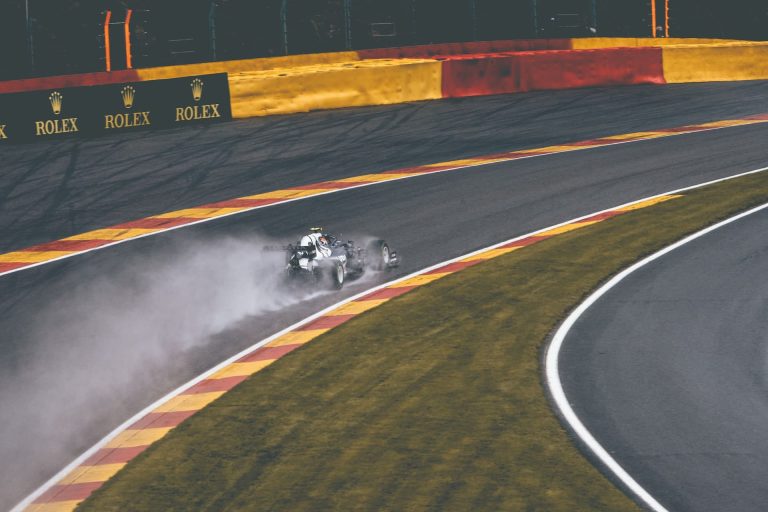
[0,73,231,143]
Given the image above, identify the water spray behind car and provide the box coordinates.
[0,233,332,508]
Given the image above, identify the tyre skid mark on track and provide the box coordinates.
[3,114,768,279]
[20,193,683,512]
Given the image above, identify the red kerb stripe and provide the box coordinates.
[184,375,249,394]
[655,125,709,133]
[112,217,196,229]
[34,482,103,503]
[580,210,625,222]
[473,152,518,161]
[239,344,302,362]
[297,314,356,331]
[564,139,609,147]
[0,262,29,272]
[197,198,281,208]
[83,446,148,466]
[498,151,543,158]
[381,166,436,174]
[500,237,542,248]
[25,239,111,251]
[288,181,359,190]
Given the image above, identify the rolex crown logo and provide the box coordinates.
[49,91,63,115]
[121,85,135,109]
[191,78,204,102]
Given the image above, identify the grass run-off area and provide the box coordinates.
[81,170,768,511]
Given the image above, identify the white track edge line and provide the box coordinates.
[12,163,768,512]
[1,119,757,279]
[545,200,768,512]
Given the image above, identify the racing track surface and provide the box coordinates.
[2,81,768,509]
[560,207,768,512]
[6,80,768,254]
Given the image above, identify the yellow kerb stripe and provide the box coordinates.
[326,299,387,316]
[65,228,156,241]
[529,145,585,153]
[536,220,601,237]
[616,194,682,211]
[25,500,82,512]
[209,361,274,379]
[477,157,512,164]
[423,158,486,168]
[58,463,126,485]
[697,119,756,128]
[602,131,667,140]
[0,251,74,263]
[389,273,449,288]
[336,173,415,183]
[244,189,329,200]
[461,247,521,262]
[268,329,329,347]
[154,208,245,219]
[511,148,558,154]
[152,391,224,413]
[106,427,172,448]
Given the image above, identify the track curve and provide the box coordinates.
[4,80,768,254]
[559,205,768,512]
[3,82,768,509]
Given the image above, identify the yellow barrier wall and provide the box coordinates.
[136,38,742,83]
[122,39,768,120]
[662,43,768,83]
[229,59,442,118]
[571,37,742,49]
[136,52,359,81]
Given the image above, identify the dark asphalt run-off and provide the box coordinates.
[560,207,768,512]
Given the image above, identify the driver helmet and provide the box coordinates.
[318,235,329,246]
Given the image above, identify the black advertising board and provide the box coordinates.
[0,73,231,143]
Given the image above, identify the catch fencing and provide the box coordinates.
[1,0,665,81]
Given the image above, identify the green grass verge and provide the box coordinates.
[80,171,768,512]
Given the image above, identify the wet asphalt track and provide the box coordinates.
[560,207,768,512]
[5,80,768,254]
[2,81,768,510]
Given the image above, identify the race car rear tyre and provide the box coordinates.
[367,240,390,271]
[329,261,345,290]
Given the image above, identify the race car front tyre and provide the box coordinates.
[329,261,345,290]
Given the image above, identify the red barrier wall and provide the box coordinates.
[0,69,140,94]
[358,39,572,59]
[441,47,665,98]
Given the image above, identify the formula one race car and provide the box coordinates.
[275,228,399,289]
